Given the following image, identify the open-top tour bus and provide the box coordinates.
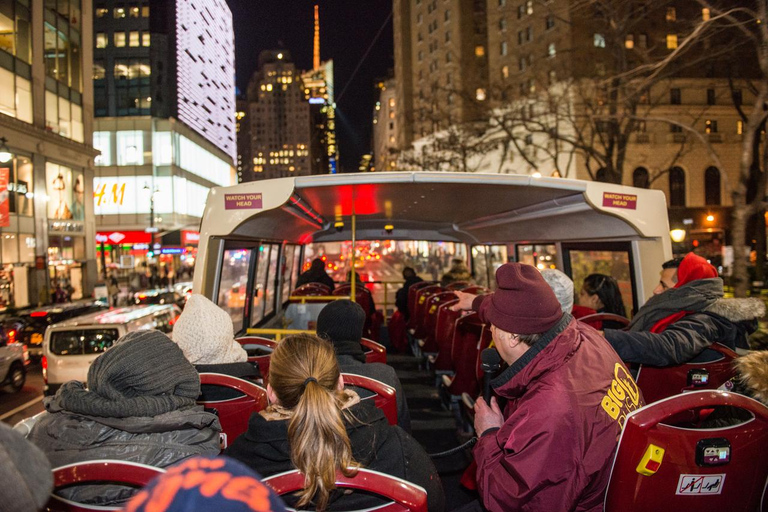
[193,172,671,335]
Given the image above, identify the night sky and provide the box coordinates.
[225,0,394,173]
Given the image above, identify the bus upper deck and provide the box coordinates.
[194,172,671,333]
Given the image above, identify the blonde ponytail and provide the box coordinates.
[269,334,359,510]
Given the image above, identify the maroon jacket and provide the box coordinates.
[473,303,644,512]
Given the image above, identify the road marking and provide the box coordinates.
[0,395,43,421]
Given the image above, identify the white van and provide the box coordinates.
[42,304,181,396]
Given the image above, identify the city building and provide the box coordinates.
[246,49,311,180]
[392,0,489,147]
[235,96,249,183]
[0,0,98,308]
[92,0,236,276]
[372,78,398,172]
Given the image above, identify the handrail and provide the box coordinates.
[287,295,350,303]
[247,328,314,340]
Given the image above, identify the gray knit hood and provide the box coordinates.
[45,330,201,418]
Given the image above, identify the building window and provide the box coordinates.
[95,7,109,17]
[737,120,743,135]
[705,119,718,133]
[475,45,485,57]
[417,13,423,23]
[545,15,555,30]
[666,7,676,21]
[501,41,508,56]
[445,9,450,21]
[45,91,83,142]
[707,88,715,105]
[500,18,507,31]
[670,124,683,133]
[733,89,742,106]
[141,5,149,16]
[96,32,107,48]
[669,166,686,207]
[670,88,681,105]
[129,31,140,47]
[625,34,634,49]
[129,5,140,17]
[517,4,524,19]
[445,52,451,63]
[526,26,532,41]
[594,33,606,48]
[548,69,556,85]
[116,130,145,165]
[702,8,711,21]
[418,51,423,61]
[526,0,533,14]
[547,43,556,57]
[114,31,126,47]
[445,31,450,42]
[476,88,487,101]
[501,65,509,80]
[93,60,106,80]
[389,98,395,108]
[518,30,524,45]
[638,33,647,48]
[114,6,126,18]
[666,34,678,49]
[518,56,526,71]
[705,166,721,205]
[142,32,150,47]
[633,167,650,189]
[0,68,32,124]
[499,0,505,5]
[93,131,113,166]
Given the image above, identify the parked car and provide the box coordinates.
[0,326,30,392]
[42,304,181,396]
[6,302,109,361]
[132,288,185,308]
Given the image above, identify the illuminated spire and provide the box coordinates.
[313,5,320,70]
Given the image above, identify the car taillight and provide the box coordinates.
[8,329,15,340]
[42,355,47,382]
[22,344,29,364]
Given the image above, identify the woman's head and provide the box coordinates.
[267,334,357,510]
[579,273,626,316]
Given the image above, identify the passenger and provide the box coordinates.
[122,456,287,512]
[703,350,768,428]
[0,422,53,512]
[578,273,628,329]
[452,263,644,511]
[440,258,472,286]
[27,330,221,507]
[395,266,423,321]
[316,299,412,432]
[603,253,765,366]
[224,334,445,512]
[540,268,574,313]
[295,258,336,291]
[173,294,260,401]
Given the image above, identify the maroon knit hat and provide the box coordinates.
[483,263,563,335]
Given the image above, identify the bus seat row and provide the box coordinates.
[46,390,767,512]
[47,463,427,512]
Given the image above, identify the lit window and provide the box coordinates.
[142,32,150,47]
[141,6,149,16]
[129,6,140,17]
[96,33,108,48]
[114,7,125,18]
[389,135,395,143]
[389,98,395,107]
[475,45,485,57]
[594,33,606,48]
[501,65,509,80]
[737,120,743,135]
[476,88,487,101]
[501,41,508,55]
[547,43,556,57]
[666,34,678,49]
[93,132,113,166]
[95,8,109,17]
[129,31,140,47]
[705,119,717,134]
[526,0,533,15]
[114,32,126,47]
[638,34,648,48]
[702,8,710,21]
[666,7,676,21]
[116,130,144,165]
[625,34,634,49]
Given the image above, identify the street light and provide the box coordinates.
[0,137,12,164]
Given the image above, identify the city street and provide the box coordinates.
[0,364,45,426]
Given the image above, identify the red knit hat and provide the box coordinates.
[674,252,718,288]
[483,263,563,335]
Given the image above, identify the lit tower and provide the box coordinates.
[302,5,338,174]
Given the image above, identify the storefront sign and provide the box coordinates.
[161,247,185,255]
[224,193,263,210]
[95,231,151,245]
[0,168,9,227]
[49,221,84,233]
[602,192,638,210]
[182,230,200,245]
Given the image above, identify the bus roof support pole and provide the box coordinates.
[351,206,356,302]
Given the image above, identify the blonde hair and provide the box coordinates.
[269,334,358,510]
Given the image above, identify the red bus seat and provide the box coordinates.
[388,310,408,354]
[444,281,470,290]
[406,282,433,327]
[604,390,768,512]
[361,337,387,364]
[334,284,378,340]
[461,286,489,295]
[343,373,398,426]
[291,283,331,297]
[197,373,268,448]
[636,343,738,404]
[576,312,630,330]
[263,467,428,512]
[236,336,276,382]
[446,313,486,397]
[433,299,461,372]
[48,460,165,512]
[421,292,457,353]
[410,285,444,338]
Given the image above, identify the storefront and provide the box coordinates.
[95,230,154,274]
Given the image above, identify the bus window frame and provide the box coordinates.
[215,239,260,335]
[561,241,638,316]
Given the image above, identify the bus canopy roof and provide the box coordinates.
[202,172,669,244]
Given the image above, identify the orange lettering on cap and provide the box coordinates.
[124,490,150,512]
[145,474,184,512]
[221,477,274,511]
[197,472,232,497]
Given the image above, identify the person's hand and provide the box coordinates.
[451,290,477,311]
[474,396,503,436]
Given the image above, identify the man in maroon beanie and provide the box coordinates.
[452,262,644,512]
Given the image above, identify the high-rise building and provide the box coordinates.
[247,50,311,180]
[372,78,398,172]
[235,97,249,183]
[0,0,98,307]
[393,0,489,147]
[92,0,236,274]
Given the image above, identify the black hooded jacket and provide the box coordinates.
[224,398,444,511]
